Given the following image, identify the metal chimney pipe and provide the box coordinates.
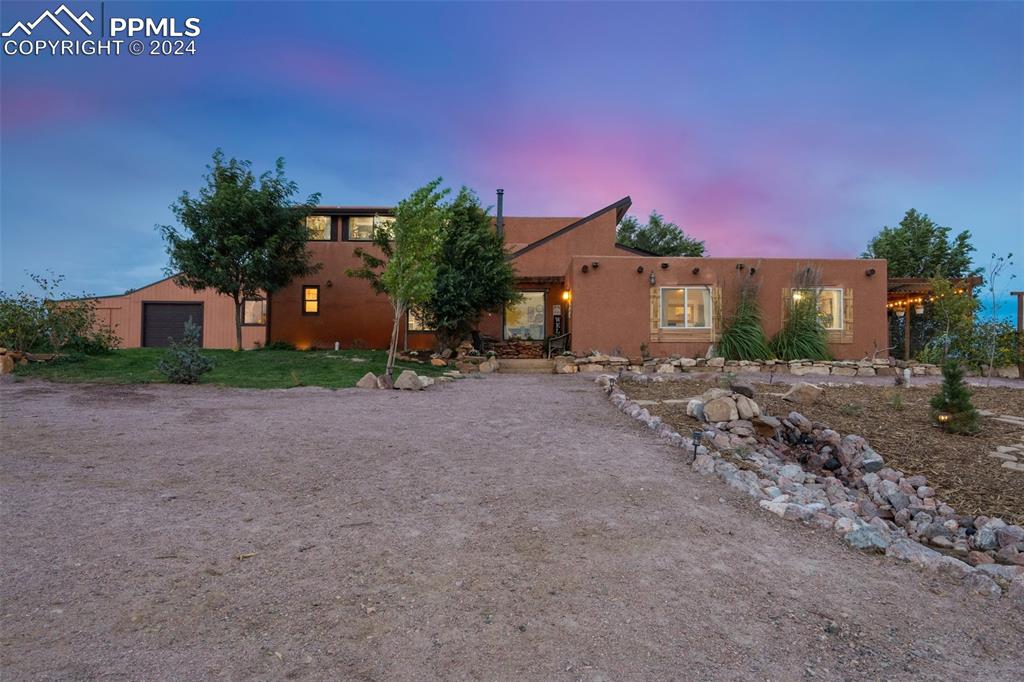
[496,189,504,238]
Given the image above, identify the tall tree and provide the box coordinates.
[861,209,977,278]
[348,178,447,380]
[616,211,705,257]
[160,150,321,350]
[413,188,520,352]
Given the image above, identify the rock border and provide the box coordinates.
[596,372,1024,602]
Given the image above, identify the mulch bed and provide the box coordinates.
[621,378,1024,525]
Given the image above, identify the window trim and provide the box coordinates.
[794,286,844,330]
[659,286,712,330]
[302,285,320,316]
[241,298,267,326]
[305,215,334,242]
[503,290,547,341]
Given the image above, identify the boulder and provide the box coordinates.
[703,396,739,423]
[430,358,448,367]
[844,524,890,552]
[782,382,823,405]
[735,394,760,420]
[394,370,424,390]
[729,379,756,398]
[752,415,781,438]
[356,372,378,389]
[701,388,731,403]
[376,374,394,390]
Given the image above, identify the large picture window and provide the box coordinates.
[302,285,320,315]
[243,299,267,325]
[504,291,545,340]
[348,215,395,241]
[793,287,844,330]
[660,287,711,329]
[305,215,331,241]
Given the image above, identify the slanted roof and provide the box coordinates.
[508,196,632,260]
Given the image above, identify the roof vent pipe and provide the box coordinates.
[496,189,504,239]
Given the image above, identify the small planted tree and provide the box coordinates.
[348,179,446,380]
[930,360,980,434]
[157,319,214,384]
[718,280,771,361]
[414,187,519,353]
[160,150,321,350]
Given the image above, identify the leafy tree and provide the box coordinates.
[160,150,321,350]
[348,179,447,380]
[413,187,519,352]
[861,209,977,278]
[0,272,119,353]
[930,361,979,434]
[617,211,705,257]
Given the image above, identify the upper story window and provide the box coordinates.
[302,285,320,315]
[306,215,332,241]
[793,287,844,330]
[243,298,267,325]
[348,215,395,241]
[660,287,711,329]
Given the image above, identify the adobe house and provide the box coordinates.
[90,193,888,359]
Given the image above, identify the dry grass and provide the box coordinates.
[621,378,1024,525]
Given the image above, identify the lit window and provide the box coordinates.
[505,292,545,340]
[407,309,432,331]
[302,286,319,315]
[306,215,331,240]
[349,215,395,241]
[793,288,843,330]
[660,287,711,329]
[243,299,267,325]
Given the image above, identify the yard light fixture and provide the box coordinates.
[691,430,702,461]
[936,412,951,425]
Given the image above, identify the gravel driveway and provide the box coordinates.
[2,376,1022,680]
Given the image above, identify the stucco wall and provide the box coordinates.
[91,277,266,349]
[566,256,888,361]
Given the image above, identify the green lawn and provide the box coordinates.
[12,348,444,389]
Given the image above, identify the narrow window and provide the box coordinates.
[504,291,545,340]
[306,215,331,241]
[243,299,267,325]
[660,287,711,329]
[302,286,320,315]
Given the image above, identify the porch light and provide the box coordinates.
[562,290,571,302]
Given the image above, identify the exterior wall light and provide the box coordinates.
[562,290,571,302]
[591,261,600,269]
[648,272,656,286]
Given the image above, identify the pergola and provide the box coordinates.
[886,276,983,360]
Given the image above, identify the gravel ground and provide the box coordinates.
[1,376,1022,680]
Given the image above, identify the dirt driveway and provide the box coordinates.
[2,376,1022,680]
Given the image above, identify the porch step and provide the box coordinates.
[497,359,556,374]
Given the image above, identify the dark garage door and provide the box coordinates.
[142,303,204,347]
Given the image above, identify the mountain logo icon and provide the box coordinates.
[2,4,95,37]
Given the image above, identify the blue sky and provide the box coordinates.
[1,1,1021,318]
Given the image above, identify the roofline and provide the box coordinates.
[61,272,182,301]
[313,206,394,215]
[508,196,632,260]
[614,242,659,257]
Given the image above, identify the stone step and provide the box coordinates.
[497,359,556,374]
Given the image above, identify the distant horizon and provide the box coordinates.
[2,1,1021,321]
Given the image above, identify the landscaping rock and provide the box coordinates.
[844,524,890,552]
[860,447,885,473]
[430,358,448,367]
[356,372,378,389]
[376,374,394,390]
[782,382,823,405]
[729,380,755,398]
[735,394,760,420]
[394,370,424,390]
[961,573,1002,599]
[703,397,738,423]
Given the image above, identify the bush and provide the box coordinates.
[770,279,830,361]
[718,283,771,361]
[0,273,119,354]
[157,320,214,384]
[918,319,1022,371]
[930,361,980,434]
[261,340,297,351]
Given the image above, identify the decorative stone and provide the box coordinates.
[703,397,739,423]
[656,363,676,374]
[393,370,424,390]
[707,357,725,368]
[692,454,715,475]
[844,525,890,552]
[735,394,760,420]
[729,380,756,398]
[861,447,885,473]
[376,374,394,390]
[430,358,448,367]
[782,382,824,405]
[961,573,1002,599]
